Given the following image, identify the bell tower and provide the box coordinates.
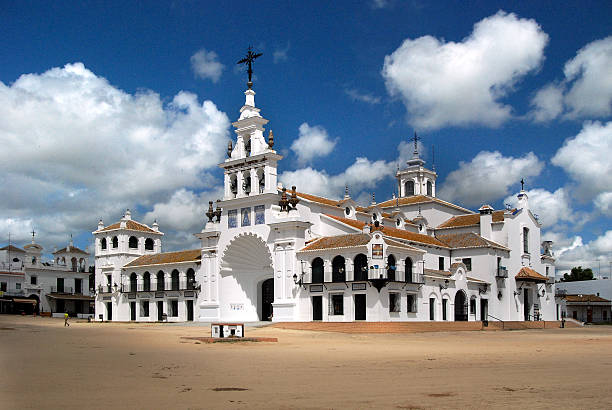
[397,132,437,197]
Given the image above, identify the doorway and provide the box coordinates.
[442,299,448,321]
[454,291,468,321]
[261,278,274,321]
[312,296,322,320]
[106,302,112,321]
[587,307,593,323]
[354,294,366,320]
[157,301,163,321]
[130,302,136,321]
[523,291,530,320]
[187,300,194,321]
[480,299,488,321]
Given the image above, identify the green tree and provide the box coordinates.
[562,266,594,282]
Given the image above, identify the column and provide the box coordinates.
[250,168,258,196]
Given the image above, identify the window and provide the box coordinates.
[141,301,149,317]
[353,254,368,281]
[330,294,344,315]
[546,266,550,276]
[75,278,82,294]
[429,297,435,320]
[156,271,165,291]
[332,256,346,282]
[407,294,415,312]
[112,236,118,249]
[0,282,6,292]
[438,257,444,271]
[462,258,472,271]
[12,257,19,263]
[228,210,237,228]
[389,293,400,312]
[16,283,21,290]
[186,268,196,290]
[311,258,324,283]
[405,258,413,282]
[470,298,476,315]
[145,238,154,251]
[143,272,151,291]
[442,299,447,320]
[387,255,396,281]
[57,278,64,293]
[170,300,179,317]
[31,257,36,265]
[31,276,37,285]
[129,236,138,249]
[254,205,265,225]
[171,270,179,291]
[129,273,137,292]
[523,227,529,254]
[101,238,107,250]
[241,207,251,226]
[406,180,415,196]
[345,207,350,216]
[426,180,432,196]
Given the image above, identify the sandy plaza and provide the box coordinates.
[1,315,611,409]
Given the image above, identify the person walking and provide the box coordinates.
[64,312,70,327]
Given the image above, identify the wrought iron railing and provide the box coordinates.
[51,286,74,294]
[121,280,199,293]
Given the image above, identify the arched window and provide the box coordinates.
[61,257,66,264]
[101,238,107,250]
[156,271,165,291]
[427,180,432,196]
[230,174,238,197]
[13,257,20,263]
[387,255,396,281]
[171,270,180,291]
[112,236,118,249]
[186,268,196,290]
[332,256,346,282]
[454,290,468,321]
[523,227,529,254]
[311,258,324,284]
[243,172,251,194]
[79,258,85,272]
[145,238,154,251]
[405,257,413,283]
[405,180,415,196]
[354,254,368,281]
[129,272,137,292]
[143,271,151,291]
[128,236,138,249]
[245,138,251,156]
[56,257,60,264]
[31,257,37,265]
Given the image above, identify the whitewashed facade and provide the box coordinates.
[94,84,557,323]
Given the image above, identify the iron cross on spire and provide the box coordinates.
[237,46,263,88]
[520,178,525,191]
[31,229,36,240]
[412,131,420,153]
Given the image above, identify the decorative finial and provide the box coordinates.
[344,185,350,199]
[215,200,222,223]
[289,186,300,209]
[279,188,289,212]
[268,130,274,148]
[237,45,263,89]
[520,178,525,191]
[206,201,215,223]
[227,140,233,158]
[371,192,376,206]
[412,131,420,155]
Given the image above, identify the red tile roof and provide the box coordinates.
[515,267,548,282]
[53,246,89,255]
[564,294,611,303]
[98,220,159,234]
[300,234,371,251]
[424,268,452,278]
[124,249,201,268]
[436,232,508,250]
[437,210,506,229]
[375,195,471,213]
[0,245,25,253]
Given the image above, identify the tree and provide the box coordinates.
[562,266,594,282]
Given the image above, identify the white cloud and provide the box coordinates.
[190,48,225,82]
[290,123,338,165]
[551,121,612,199]
[504,188,573,228]
[530,36,612,121]
[530,83,564,122]
[280,157,395,199]
[594,192,612,216]
[0,63,230,252]
[554,231,612,274]
[345,88,381,104]
[273,43,290,63]
[438,151,544,207]
[382,11,548,129]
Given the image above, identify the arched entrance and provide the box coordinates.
[219,233,274,321]
[454,290,468,321]
[261,278,274,321]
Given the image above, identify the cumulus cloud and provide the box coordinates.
[290,123,338,165]
[594,192,612,216]
[504,188,573,228]
[551,121,612,199]
[382,10,548,129]
[553,230,612,274]
[280,157,395,199]
[190,48,225,82]
[530,36,612,121]
[0,63,230,252]
[438,151,544,207]
[345,88,381,104]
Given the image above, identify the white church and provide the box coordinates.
[93,79,557,323]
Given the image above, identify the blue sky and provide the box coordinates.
[0,1,610,275]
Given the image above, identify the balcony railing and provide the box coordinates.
[121,280,199,293]
[50,286,76,294]
[405,272,425,284]
[496,266,508,278]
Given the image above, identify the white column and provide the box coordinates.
[236,172,245,198]
[250,168,258,196]
[224,173,231,199]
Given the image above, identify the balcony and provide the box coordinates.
[496,266,508,278]
[405,272,425,284]
[121,280,199,293]
[50,286,79,294]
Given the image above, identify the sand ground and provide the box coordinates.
[1,315,611,409]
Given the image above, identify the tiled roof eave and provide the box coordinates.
[297,244,369,253]
[123,259,201,269]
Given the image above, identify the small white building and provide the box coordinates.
[558,294,611,323]
[94,80,557,323]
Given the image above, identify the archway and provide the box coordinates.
[261,278,274,321]
[454,290,468,321]
[219,233,274,321]
[354,254,368,281]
